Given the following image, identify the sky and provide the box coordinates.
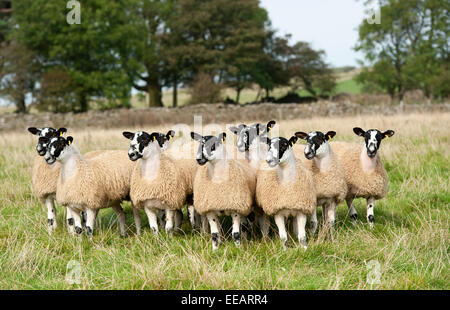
[260,0,367,67]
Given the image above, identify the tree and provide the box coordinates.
[0,42,38,113]
[14,0,131,112]
[355,0,450,101]
[286,41,336,98]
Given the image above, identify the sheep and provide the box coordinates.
[43,135,134,237]
[294,130,348,232]
[28,127,104,233]
[255,135,316,249]
[331,127,395,227]
[122,130,192,234]
[228,120,276,238]
[191,132,255,250]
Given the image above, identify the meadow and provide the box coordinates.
[0,112,448,289]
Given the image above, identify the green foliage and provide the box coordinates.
[356,0,450,101]
[13,0,131,112]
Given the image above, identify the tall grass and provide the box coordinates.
[0,112,448,289]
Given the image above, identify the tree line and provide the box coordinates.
[0,0,448,113]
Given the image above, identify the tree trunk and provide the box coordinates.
[148,83,162,107]
[236,88,241,104]
[15,94,26,114]
[79,92,88,112]
[173,76,178,108]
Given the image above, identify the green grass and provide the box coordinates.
[0,113,448,289]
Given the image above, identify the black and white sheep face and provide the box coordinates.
[28,127,67,156]
[295,131,336,160]
[264,136,298,167]
[44,136,74,165]
[122,130,175,161]
[191,132,226,166]
[229,120,275,152]
[353,127,395,158]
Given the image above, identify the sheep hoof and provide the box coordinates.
[299,238,307,250]
[211,232,220,250]
[368,215,374,228]
[233,232,241,246]
[350,213,358,222]
[86,226,93,236]
[75,226,83,235]
[309,221,318,234]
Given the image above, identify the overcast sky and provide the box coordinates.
[260,0,366,67]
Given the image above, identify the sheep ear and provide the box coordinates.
[353,127,365,137]
[265,120,276,133]
[218,132,226,143]
[57,128,67,137]
[191,132,202,142]
[122,131,134,140]
[325,131,336,141]
[295,132,308,140]
[382,130,395,139]
[66,136,74,146]
[289,136,298,146]
[166,130,175,141]
[28,127,41,136]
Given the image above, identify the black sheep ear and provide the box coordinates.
[382,130,395,139]
[166,130,175,141]
[122,131,134,140]
[66,136,74,146]
[289,136,298,146]
[325,131,336,141]
[353,127,365,137]
[295,132,308,140]
[28,127,41,136]
[262,120,276,135]
[218,132,226,143]
[190,132,203,142]
[57,128,67,137]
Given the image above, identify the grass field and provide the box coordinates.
[0,112,448,289]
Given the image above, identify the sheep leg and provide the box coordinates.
[145,207,159,234]
[366,197,375,228]
[295,212,308,249]
[309,206,318,234]
[274,214,287,249]
[132,207,142,236]
[45,196,57,232]
[200,215,209,234]
[206,212,220,250]
[70,206,83,236]
[188,205,196,228]
[66,207,75,234]
[85,208,98,239]
[346,197,358,223]
[232,213,241,246]
[174,209,183,232]
[112,204,127,238]
[165,209,175,233]
[257,213,270,239]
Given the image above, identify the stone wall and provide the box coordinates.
[1,101,449,132]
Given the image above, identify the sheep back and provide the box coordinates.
[331,142,388,199]
[301,148,348,203]
[256,160,316,216]
[193,159,254,216]
[131,154,187,210]
[56,150,133,209]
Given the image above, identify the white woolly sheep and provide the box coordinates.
[44,136,134,237]
[191,132,255,250]
[294,130,347,232]
[122,130,192,234]
[256,135,316,249]
[228,120,276,238]
[331,127,395,227]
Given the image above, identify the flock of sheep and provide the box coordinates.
[28,121,395,250]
